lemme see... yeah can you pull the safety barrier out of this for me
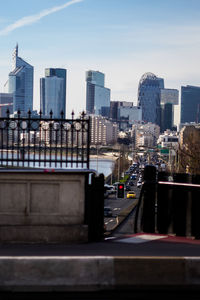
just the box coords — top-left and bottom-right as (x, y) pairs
(134, 165), (200, 238)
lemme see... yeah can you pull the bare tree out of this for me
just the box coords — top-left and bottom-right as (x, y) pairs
(178, 126), (200, 174)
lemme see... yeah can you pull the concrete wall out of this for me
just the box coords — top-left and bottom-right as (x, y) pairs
(0, 171), (88, 243)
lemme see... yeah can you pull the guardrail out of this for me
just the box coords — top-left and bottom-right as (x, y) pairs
(134, 165), (200, 239)
(0, 110), (90, 169)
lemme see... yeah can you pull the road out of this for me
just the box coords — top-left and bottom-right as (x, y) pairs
(104, 180), (141, 232)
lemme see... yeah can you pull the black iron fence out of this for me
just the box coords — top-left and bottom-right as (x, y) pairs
(0, 110), (90, 169)
(134, 165), (200, 239)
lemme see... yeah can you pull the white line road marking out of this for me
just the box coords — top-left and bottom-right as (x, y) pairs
(117, 234), (167, 244)
(105, 219), (114, 225)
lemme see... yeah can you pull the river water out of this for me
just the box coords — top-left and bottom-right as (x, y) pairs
(90, 158), (115, 177)
(0, 152), (115, 178)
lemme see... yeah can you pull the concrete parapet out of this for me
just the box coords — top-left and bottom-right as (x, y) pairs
(1, 256), (200, 292)
(0, 170), (88, 243)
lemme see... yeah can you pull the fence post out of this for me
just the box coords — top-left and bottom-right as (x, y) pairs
(172, 173), (190, 236)
(157, 171), (172, 234)
(85, 173), (104, 242)
(191, 175), (200, 239)
(142, 165), (157, 233)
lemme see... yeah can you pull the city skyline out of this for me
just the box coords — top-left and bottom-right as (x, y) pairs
(1, 0), (200, 119)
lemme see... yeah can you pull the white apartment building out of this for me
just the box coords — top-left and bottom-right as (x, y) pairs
(132, 122), (160, 148)
(157, 130), (179, 150)
(90, 115), (118, 145)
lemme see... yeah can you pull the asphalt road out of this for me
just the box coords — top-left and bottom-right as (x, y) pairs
(104, 179), (141, 232)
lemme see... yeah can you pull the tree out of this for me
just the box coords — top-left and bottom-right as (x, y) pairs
(178, 126), (200, 174)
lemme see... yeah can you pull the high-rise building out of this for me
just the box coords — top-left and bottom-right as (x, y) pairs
(40, 68), (67, 119)
(137, 72), (163, 126)
(181, 85), (200, 124)
(90, 115), (118, 145)
(110, 101), (142, 131)
(132, 123), (160, 148)
(157, 77), (165, 89)
(0, 93), (13, 117)
(7, 44), (33, 113)
(86, 70), (110, 117)
(160, 88), (179, 132)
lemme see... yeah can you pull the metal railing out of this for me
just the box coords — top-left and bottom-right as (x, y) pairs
(0, 110), (90, 169)
(134, 165), (200, 239)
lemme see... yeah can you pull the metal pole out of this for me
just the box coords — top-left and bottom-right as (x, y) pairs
(96, 145), (98, 172)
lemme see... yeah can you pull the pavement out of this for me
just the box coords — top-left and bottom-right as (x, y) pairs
(0, 182), (200, 295)
(1, 233), (200, 294)
(1, 190), (200, 295)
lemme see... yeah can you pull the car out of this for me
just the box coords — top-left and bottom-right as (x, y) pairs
(104, 206), (112, 217)
(127, 191), (136, 199)
(137, 182), (142, 188)
(125, 185), (131, 191)
(128, 181), (134, 186)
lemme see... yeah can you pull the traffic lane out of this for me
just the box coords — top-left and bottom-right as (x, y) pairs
(104, 184), (141, 214)
(104, 196), (137, 216)
(104, 188), (140, 231)
(104, 198), (138, 232)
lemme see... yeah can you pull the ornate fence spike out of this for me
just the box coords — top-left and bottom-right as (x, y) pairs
(17, 110), (21, 118)
(6, 109), (10, 117)
(71, 110), (75, 120)
(81, 111), (86, 119)
(39, 110), (42, 118)
(50, 110), (53, 119)
(60, 110), (64, 119)
(28, 110), (31, 118)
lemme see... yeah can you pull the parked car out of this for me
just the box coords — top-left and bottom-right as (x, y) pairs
(104, 206), (112, 217)
(127, 191), (136, 199)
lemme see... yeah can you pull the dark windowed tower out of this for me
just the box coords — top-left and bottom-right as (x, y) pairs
(137, 72), (162, 126)
(181, 85), (200, 124)
(40, 68), (67, 119)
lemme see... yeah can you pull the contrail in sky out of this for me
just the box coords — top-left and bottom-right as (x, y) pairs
(0, 0), (83, 36)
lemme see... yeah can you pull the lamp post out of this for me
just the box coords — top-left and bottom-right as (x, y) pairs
(96, 145), (99, 172)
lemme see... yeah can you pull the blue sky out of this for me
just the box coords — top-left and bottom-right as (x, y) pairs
(1, 0), (200, 121)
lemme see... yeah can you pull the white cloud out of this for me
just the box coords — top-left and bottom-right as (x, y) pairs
(0, 0), (83, 36)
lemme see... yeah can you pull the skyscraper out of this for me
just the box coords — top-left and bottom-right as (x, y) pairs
(0, 93), (13, 117)
(181, 85), (200, 124)
(86, 70), (110, 117)
(137, 72), (163, 126)
(160, 88), (179, 132)
(40, 68), (67, 119)
(8, 44), (33, 113)
(110, 101), (142, 130)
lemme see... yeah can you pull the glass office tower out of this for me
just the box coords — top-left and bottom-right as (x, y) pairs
(86, 70), (110, 117)
(181, 85), (200, 124)
(8, 44), (33, 113)
(137, 72), (162, 126)
(160, 88), (179, 132)
(40, 68), (67, 119)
